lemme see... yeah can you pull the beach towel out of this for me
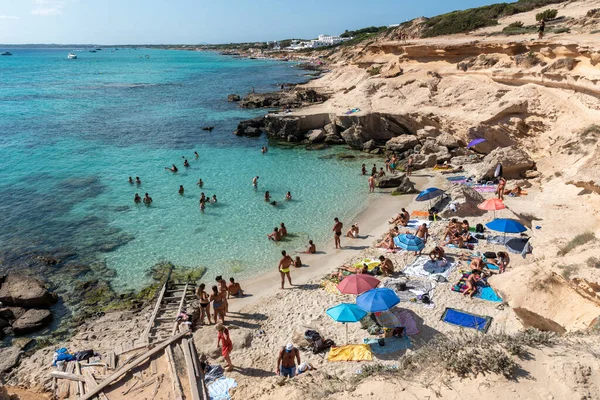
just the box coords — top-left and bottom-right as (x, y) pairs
(441, 308), (493, 333)
(471, 185), (497, 193)
(208, 377), (238, 400)
(382, 278), (432, 301)
(327, 344), (373, 362)
(353, 258), (381, 271)
(403, 256), (455, 280)
(363, 336), (412, 354)
(451, 273), (502, 303)
(411, 210), (429, 218)
(433, 165), (453, 170)
(406, 219), (431, 229)
(506, 238), (530, 255)
(321, 280), (341, 295)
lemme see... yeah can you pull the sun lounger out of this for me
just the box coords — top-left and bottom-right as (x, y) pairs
(327, 344), (373, 362)
(441, 308), (493, 333)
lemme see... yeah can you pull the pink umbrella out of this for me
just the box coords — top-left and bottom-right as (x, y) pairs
(337, 274), (380, 295)
(478, 198), (506, 219)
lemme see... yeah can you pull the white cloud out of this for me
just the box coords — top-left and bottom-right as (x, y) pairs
(0, 15), (20, 19)
(31, 0), (67, 16)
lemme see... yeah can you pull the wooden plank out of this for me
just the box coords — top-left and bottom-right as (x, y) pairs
(165, 345), (184, 400)
(56, 362), (75, 398)
(83, 369), (109, 400)
(142, 282), (169, 342)
(151, 359), (158, 375)
(79, 331), (189, 400)
(75, 362), (85, 396)
(182, 338), (201, 400)
(107, 352), (116, 370)
(188, 339), (200, 379)
(50, 371), (87, 383)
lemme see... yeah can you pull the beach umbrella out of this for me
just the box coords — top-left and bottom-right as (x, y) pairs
(486, 218), (527, 242)
(393, 234), (425, 253)
(337, 274), (380, 295)
(356, 288), (400, 313)
(416, 187), (444, 208)
(477, 198), (506, 219)
(467, 138), (486, 148)
(326, 303), (368, 344)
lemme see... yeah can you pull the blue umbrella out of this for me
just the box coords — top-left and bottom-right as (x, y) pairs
(467, 138), (486, 148)
(486, 218), (527, 242)
(357, 288), (400, 313)
(326, 303), (368, 344)
(416, 187), (444, 208)
(393, 234), (425, 252)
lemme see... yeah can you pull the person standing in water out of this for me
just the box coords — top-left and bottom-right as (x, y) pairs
(200, 199), (206, 212)
(178, 185), (184, 195)
(265, 191), (271, 202)
(143, 193), (152, 206)
(194, 151), (199, 159)
(134, 193), (142, 203)
(252, 176), (259, 189)
(128, 177), (134, 184)
(278, 250), (293, 289)
(333, 217), (343, 249)
(197, 179), (204, 188)
(135, 176), (141, 185)
(361, 164), (367, 175)
(368, 174), (376, 193)
(183, 159), (190, 167)
(285, 191), (292, 201)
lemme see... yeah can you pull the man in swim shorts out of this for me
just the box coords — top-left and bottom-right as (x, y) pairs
(227, 277), (244, 298)
(333, 218), (343, 249)
(278, 250), (293, 289)
(277, 343), (301, 378)
(252, 176), (259, 189)
(143, 193), (152, 205)
(378, 255), (394, 276)
(268, 227), (281, 241)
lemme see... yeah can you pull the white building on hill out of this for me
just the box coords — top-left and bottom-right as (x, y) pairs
(287, 34), (351, 50)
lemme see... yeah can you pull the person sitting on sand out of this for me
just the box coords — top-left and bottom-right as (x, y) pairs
(507, 186), (522, 197)
(471, 257), (484, 272)
(216, 323), (233, 372)
(347, 224), (359, 238)
(196, 283), (212, 325)
(278, 250), (293, 289)
(277, 343), (301, 378)
(183, 159), (190, 167)
(165, 164), (178, 173)
(280, 222), (288, 237)
(297, 362), (316, 375)
(429, 246), (447, 266)
(442, 219), (459, 242)
(443, 231), (465, 248)
(489, 251), (510, 273)
(143, 193), (153, 205)
(376, 227), (400, 250)
(379, 255), (394, 276)
(416, 223), (429, 243)
(197, 178), (204, 188)
(227, 278), (244, 298)
(134, 193), (142, 203)
(463, 270), (482, 298)
(265, 191), (271, 202)
(128, 176), (134, 184)
(294, 256), (302, 268)
(268, 227), (281, 242)
(461, 220), (472, 241)
(285, 191), (292, 201)
(302, 240), (316, 254)
(179, 185), (184, 195)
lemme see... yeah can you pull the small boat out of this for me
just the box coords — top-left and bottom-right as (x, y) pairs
(68, 53), (77, 59)
(1, 51), (12, 56)
(96, 48), (102, 51)
(89, 50), (96, 53)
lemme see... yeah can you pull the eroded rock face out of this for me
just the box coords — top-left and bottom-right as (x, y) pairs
(470, 145), (535, 180)
(411, 153), (437, 169)
(263, 116), (303, 141)
(436, 132), (459, 149)
(0, 274), (57, 308)
(416, 126), (441, 141)
(392, 176), (418, 194)
(234, 117), (265, 137)
(340, 125), (371, 149)
(239, 92), (297, 109)
(438, 184), (486, 218)
(12, 309), (52, 335)
(0, 346), (22, 373)
(385, 135), (419, 152)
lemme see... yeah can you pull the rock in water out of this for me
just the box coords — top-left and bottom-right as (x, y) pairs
(227, 94), (241, 102)
(0, 346), (22, 373)
(376, 173), (412, 188)
(0, 274), (58, 308)
(12, 309), (53, 334)
(470, 146), (535, 180)
(438, 184), (486, 218)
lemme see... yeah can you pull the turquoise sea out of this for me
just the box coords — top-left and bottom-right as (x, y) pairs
(0, 48), (367, 290)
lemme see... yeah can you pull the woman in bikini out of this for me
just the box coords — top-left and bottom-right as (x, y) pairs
(196, 283), (212, 325)
(497, 177), (506, 200)
(490, 251), (510, 273)
(210, 285), (226, 324)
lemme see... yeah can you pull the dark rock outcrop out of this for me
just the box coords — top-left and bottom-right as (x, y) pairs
(233, 117), (265, 137)
(239, 92), (298, 109)
(391, 176), (418, 194)
(12, 309), (52, 335)
(227, 94), (241, 102)
(263, 116), (303, 142)
(0, 274), (57, 308)
(0, 346), (22, 373)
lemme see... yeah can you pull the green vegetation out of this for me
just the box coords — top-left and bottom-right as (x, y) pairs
(558, 232), (596, 255)
(421, 0), (565, 37)
(340, 26), (387, 38)
(558, 264), (579, 279)
(586, 257), (600, 269)
(507, 21), (524, 28)
(367, 66), (382, 76)
(536, 9), (558, 21)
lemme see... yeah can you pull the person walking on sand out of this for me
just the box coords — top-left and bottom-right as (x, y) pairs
(333, 217), (343, 249)
(368, 174), (376, 193)
(277, 343), (301, 378)
(216, 324), (233, 371)
(278, 250), (293, 289)
(406, 156), (414, 176)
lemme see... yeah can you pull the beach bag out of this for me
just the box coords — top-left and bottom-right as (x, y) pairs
(476, 223), (484, 233)
(392, 327), (405, 338)
(484, 251), (497, 259)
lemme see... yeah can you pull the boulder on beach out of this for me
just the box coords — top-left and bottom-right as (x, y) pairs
(437, 184), (486, 218)
(0, 274), (57, 308)
(12, 309), (53, 335)
(376, 173), (410, 188)
(416, 126), (441, 141)
(411, 153), (437, 170)
(391, 176), (418, 194)
(307, 129), (325, 143)
(385, 135), (419, 152)
(435, 132), (459, 149)
(470, 145), (535, 180)
(340, 125), (370, 149)
(0, 346), (22, 373)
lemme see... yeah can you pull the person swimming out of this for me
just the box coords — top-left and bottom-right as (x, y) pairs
(143, 193), (152, 205)
(134, 193), (141, 203)
(135, 176), (141, 185)
(200, 199), (206, 212)
(179, 185), (184, 195)
(200, 192), (206, 203)
(285, 191), (292, 201)
(211, 194), (217, 203)
(194, 151), (199, 159)
(128, 177), (134, 184)
(166, 164), (178, 173)
(265, 191), (271, 202)
(183, 159), (190, 167)
(197, 179), (204, 188)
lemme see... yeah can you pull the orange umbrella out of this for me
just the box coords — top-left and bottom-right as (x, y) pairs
(477, 198), (506, 219)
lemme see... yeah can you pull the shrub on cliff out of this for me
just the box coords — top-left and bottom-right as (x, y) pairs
(536, 9), (558, 21)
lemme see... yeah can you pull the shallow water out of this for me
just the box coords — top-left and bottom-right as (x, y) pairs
(0, 48), (369, 290)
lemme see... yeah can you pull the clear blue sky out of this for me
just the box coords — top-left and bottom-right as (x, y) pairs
(0, 0), (501, 44)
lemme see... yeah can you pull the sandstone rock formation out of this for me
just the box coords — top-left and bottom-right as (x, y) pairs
(0, 274), (57, 308)
(12, 309), (52, 335)
(340, 125), (370, 149)
(438, 184), (486, 218)
(385, 135), (419, 152)
(470, 146), (535, 180)
(307, 129), (325, 143)
(376, 173), (411, 189)
(391, 176), (418, 194)
(0, 346), (22, 373)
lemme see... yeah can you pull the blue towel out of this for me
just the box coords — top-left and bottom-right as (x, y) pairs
(441, 308), (492, 332)
(363, 336), (412, 354)
(446, 176), (466, 181)
(486, 263), (499, 271)
(476, 286), (502, 302)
